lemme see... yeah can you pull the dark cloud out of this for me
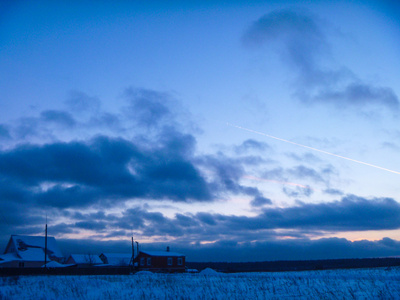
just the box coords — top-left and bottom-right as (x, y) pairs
(180, 237), (400, 261)
(259, 195), (400, 231)
(261, 167), (285, 180)
(250, 196), (272, 207)
(48, 223), (76, 235)
(242, 9), (327, 58)
(243, 9), (399, 113)
(0, 134), (213, 208)
(381, 141), (400, 151)
(235, 139), (271, 154)
(3, 194), (400, 261)
(64, 90), (101, 113)
(56, 236), (400, 262)
(198, 153), (268, 201)
(0, 124), (11, 140)
(124, 88), (174, 129)
(287, 165), (325, 183)
(75, 221), (107, 231)
(184, 195), (400, 237)
(286, 152), (320, 163)
(14, 117), (39, 139)
(314, 82), (399, 111)
(88, 112), (122, 131)
(40, 110), (76, 128)
(260, 163), (335, 193)
(324, 188), (344, 196)
(283, 185), (313, 198)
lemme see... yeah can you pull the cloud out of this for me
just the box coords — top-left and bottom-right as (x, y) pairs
(0, 124), (11, 140)
(0, 132), (216, 209)
(243, 9), (399, 113)
(64, 90), (101, 113)
(56, 235), (400, 262)
(40, 110), (76, 128)
(3, 193), (400, 261)
(123, 88), (175, 129)
(14, 117), (40, 139)
(235, 139), (271, 154)
(180, 237), (400, 261)
(323, 188), (344, 196)
(250, 196), (272, 207)
(286, 152), (320, 163)
(259, 163), (336, 194)
(75, 221), (107, 231)
(287, 165), (326, 183)
(198, 153), (268, 201)
(259, 195), (400, 231)
(182, 195), (400, 238)
(88, 112), (122, 131)
(283, 185), (313, 198)
(314, 82), (399, 111)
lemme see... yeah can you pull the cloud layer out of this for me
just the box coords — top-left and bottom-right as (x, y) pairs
(243, 9), (399, 113)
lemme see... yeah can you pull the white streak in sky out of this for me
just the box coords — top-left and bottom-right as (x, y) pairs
(227, 123), (400, 175)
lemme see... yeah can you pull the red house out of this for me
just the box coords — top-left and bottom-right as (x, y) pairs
(135, 247), (185, 272)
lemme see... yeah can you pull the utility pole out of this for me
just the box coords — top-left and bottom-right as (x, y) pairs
(44, 223), (48, 268)
(129, 237), (135, 267)
(132, 237), (135, 259)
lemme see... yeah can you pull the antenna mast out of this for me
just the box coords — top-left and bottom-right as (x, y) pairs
(129, 237), (135, 266)
(44, 222), (48, 267)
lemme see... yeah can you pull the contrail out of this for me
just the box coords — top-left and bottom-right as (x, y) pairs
(227, 123), (400, 175)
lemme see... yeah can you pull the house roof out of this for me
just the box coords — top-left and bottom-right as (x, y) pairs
(68, 254), (103, 265)
(9, 235), (63, 258)
(42, 261), (73, 268)
(0, 253), (20, 264)
(18, 247), (51, 262)
(140, 250), (184, 257)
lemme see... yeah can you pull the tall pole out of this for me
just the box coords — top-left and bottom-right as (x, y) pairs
(44, 223), (48, 267)
(132, 237), (135, 259)
(130, 237), (134, 266)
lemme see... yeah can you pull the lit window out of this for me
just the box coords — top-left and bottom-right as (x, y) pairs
(178, 257), (183, 265)
(147, 257), (151, 266)
(167, 257), (173, 266)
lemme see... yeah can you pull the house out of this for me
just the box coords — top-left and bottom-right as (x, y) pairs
(134, 247), (185, 272)
(66, 254), (103, 267)
(0, 235), (63, 268)
(99, 253), (132, 266)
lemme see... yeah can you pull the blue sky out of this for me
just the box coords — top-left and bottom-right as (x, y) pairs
(1, 0), (400, 261)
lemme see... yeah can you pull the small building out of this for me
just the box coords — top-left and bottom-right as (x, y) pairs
(0, 235), (63, 268)
(99, 253), (132, 266)
(135, 247), (185, 272)
(66, 254), (103, 267)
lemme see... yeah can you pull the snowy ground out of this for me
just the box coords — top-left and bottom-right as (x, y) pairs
(1, 267), (400, 299)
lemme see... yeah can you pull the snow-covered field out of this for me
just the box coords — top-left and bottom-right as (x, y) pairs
(1, 267), (400, 299)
